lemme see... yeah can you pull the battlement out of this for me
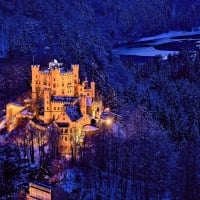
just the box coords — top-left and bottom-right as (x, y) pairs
(32, 61), (79, 76)
(72, 64), (79, 69)
(60, 71), (73, 76)
(6, 59), (102, 157)
(31, 65), (40, 70)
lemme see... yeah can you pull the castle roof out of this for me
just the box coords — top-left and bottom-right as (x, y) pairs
(56, 122), (70, 127)
(32, 117), (47, 127)
(65, 105), (82, 122)
(30, 182), (53, 191)
(51, 96), (77, 103)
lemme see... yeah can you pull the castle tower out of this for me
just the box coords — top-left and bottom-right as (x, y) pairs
(51, 67), (61, 96)
(31, 65), (40, 103)
(44, 88), (52, 123)
(92, 98), (103, 118)
(72, 64), (79, 84)
(80, 95), (87, 115)
(91, 81), (95, 98)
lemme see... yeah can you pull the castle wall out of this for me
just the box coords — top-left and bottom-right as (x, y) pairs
(6, 103), (25, 122)
(44, 89), (51, 123)
(30, 60), (100, 156)
(31, 65), (40, 103)
(56, 113), (77, 155)
(92, 98), (104, 118)
(31, 63), (95, 104)
(51, 101), (65, 120)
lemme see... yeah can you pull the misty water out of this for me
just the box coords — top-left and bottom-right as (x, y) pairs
(113, 30), (200, 60)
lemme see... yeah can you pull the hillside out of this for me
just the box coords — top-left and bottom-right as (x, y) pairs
(0, 0), (200, 138)
(1, 2), (200, 199)
(0, 0), (200, 58)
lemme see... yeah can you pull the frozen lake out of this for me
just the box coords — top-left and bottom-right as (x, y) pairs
(113, 30), (200, 59)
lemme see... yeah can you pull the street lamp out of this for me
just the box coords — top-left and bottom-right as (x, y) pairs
(105, 118), (112, 126)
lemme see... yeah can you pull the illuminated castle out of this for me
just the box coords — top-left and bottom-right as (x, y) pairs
(6, 60), (103, 155)
(32, 60), (103, 154)
(32, 60), (95, 120)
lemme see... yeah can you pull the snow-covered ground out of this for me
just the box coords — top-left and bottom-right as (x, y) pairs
(113, 29), (200, 58)
(113, 46), (178, 57)
(137, 29), (200, 42)
(60, 168), (172, 200)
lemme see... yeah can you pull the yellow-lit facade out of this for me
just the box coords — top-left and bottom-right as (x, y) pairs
(6, 60), (103, 155)
(31, 60), (102, 155)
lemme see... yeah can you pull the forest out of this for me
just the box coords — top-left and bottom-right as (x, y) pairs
(0, 0), (200, 199)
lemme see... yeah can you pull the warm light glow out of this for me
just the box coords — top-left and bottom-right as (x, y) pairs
(6, 60), (101, 156)
(106, 118), (112, 126)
